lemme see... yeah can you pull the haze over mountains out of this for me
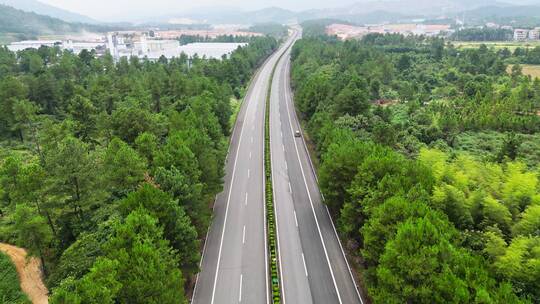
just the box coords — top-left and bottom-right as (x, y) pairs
(120, 0), (540, 25)
(2, 0), (540, 32)
(0, 0), (98, 23)
(157, 0), (540, 25)
(0, 3), (117, 44)
(5, 0), (540, 24)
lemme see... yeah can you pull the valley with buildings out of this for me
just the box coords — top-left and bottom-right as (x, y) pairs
(6, 29), (259, 61)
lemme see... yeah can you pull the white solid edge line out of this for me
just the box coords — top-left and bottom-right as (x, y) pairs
(283, 56), (343, 304)
(263, 153), (269, 304)
(302, 253), (308, 277)
(285, 56), (365, 304)
(239, 274), (243, 302)
(294, 210), (298, 228)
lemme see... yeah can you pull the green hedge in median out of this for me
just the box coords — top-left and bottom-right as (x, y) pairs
(265, 55), (281, 304)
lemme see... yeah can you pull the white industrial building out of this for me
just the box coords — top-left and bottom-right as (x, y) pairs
(7, 40), (106, 54)
(7, 40), (61, 52)
(178, 43), (247, 59)
(6, 33), (248, 62)
(107, 33), (247, 61)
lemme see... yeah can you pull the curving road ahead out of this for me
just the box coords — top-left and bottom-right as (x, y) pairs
(192, 32), (298, 304)
(269, 28), (365, 304)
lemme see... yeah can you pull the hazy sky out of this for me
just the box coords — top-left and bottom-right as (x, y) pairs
(39, 0), (354, 21)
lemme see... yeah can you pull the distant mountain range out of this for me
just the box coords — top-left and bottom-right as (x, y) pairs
(4, 0), (539, 26)
(154, 0), (540, 25)
(0, 0), (98, 23)
(2, 0), (540, 28)
(2, 0), (540, 44)
(462, 4), (540, 18)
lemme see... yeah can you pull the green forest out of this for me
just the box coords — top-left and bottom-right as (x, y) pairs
(0, 36), (278, 302)
(291, 31), (540, 302)
(451, 28), (513, 41)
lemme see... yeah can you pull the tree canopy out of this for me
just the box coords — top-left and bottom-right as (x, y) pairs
(0, 35), (278, 301)
(291, 32), (540, 302)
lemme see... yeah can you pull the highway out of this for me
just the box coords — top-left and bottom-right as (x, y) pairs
(191, 32), (298, 304)
(269, 29), (365, 304)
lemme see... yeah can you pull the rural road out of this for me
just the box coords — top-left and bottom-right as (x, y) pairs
(270, 28), (364, 304)
(191, 31), (298, 304)
(0, 243), (48, 304)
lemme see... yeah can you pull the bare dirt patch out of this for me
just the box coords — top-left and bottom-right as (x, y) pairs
(0, 243), (48, 304)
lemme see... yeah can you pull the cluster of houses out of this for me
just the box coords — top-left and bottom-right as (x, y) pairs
(513, 28), (540, 41)
(326, 23), (452, 40)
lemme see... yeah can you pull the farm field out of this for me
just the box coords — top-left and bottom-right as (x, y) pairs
(507, 64), (540, 79)
(453, 40), (540, 51)
(521, 64), (540, 78)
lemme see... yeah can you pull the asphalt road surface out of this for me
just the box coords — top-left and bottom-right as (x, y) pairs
(269, 29), (365, 304)
(192, 32), (299, 304)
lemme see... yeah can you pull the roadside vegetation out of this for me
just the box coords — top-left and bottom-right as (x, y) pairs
(291, 30), (540, 302)
(0, 251), (30, 304)
(0, 36), (278, 302)
(451, 27), (513, 42)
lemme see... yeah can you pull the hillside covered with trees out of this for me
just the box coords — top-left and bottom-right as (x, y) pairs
(0, 4), (112, 42)
(291, 31), (540, 303)
(0, 36), (278, 302)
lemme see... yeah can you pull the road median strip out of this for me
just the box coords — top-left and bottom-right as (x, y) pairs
(265, 39), (290, 304)
(265, 59), (280, 304)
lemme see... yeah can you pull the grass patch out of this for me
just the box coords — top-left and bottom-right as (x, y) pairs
(228, 98), (241, 133)
(0, 252), (30, 304)
(454, 131), (540, 167)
